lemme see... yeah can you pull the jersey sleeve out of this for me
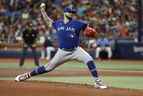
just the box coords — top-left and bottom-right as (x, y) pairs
(79, 20), (88, 31)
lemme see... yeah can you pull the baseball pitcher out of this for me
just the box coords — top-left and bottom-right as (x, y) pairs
(15, 3), (107, 89)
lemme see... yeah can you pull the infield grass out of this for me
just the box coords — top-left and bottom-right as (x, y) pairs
(0, 59), (143, 90)
(0, 60), (143, 71)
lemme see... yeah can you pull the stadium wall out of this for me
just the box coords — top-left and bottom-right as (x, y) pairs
(114, 42), (143, 59)
(0, 42), (143, 59)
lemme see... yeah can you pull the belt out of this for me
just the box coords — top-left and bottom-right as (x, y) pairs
(61, 47), (77, 51)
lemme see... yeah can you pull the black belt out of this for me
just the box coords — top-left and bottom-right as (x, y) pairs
(61, 47), (77, 51)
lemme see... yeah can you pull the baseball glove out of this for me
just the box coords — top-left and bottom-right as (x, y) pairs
(83, 26), (97, 38)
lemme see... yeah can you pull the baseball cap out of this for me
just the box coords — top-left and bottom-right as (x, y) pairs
(64, 6), (76, 13)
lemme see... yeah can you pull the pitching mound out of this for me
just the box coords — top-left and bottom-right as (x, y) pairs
(0, 80), (143, 96)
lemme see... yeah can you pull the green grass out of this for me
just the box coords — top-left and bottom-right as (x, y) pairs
(1, 76), (143, 90)
(50, 60), (143, 71)
(96, 60), (143, 71)
(104, 76), (143, 90)
(0, 62), (37, 69)
(33, 76), (143, 90)
(0, 60), (143, 90)
(0, 60), (143, 71)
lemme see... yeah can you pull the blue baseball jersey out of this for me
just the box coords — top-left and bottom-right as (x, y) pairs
(53, 19), (87, 49)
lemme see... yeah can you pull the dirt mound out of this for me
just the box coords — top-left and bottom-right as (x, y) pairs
(0, 80), (142, 96)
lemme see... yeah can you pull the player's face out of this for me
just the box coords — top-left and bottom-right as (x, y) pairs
(64, 12), (74, 19)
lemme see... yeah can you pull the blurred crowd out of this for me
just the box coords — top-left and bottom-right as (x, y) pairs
(0, 0), (138, 45)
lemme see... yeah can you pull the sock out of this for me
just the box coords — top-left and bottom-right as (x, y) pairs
(30, 65), (47, 76)
(86, 61), (99, 80)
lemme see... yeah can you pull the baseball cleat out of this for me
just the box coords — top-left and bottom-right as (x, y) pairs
(94, 79), (107, 89)
(15, 73), (31, 82)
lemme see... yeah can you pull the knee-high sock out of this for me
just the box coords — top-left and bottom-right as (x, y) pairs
(86, 61), (99, 79)
(30, 65), (47, 76)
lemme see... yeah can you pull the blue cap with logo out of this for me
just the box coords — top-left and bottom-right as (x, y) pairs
(64, 6), (76, 13)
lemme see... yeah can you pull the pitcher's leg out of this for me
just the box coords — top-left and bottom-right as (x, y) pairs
(74, 47), (98, 78)
(74, 47), (107, 88)
(15, 49), (71, 81)
(25, 49), (68, 77)
(86, 61), (99, 78)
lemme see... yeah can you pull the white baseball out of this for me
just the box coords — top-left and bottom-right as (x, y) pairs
(40, 3), (46, 8)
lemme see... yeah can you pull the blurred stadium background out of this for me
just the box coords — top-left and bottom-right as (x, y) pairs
(0, 0), (142, 59)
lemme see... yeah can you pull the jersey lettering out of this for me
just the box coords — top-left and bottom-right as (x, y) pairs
(57, 26), (75, 32)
